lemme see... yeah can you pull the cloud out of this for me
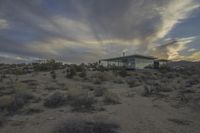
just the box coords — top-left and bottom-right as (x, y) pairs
(151, 36), (197, 60)
(154, 0), (200, 40)
(186, 51), (200, 61)
(188, 48), (197, 52)
(0, 19), (9, 29)
(0, 0), (199, 63)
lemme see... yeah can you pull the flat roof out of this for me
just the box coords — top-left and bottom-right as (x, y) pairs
(101, 54), (156, 61)
(155, 59), (169, 62)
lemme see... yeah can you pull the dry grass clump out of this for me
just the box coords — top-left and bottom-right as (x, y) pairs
(92, 72), (115, 83)
(50, 70), (57, 80)
(78, 70), (87, 79)
(168, 118), (191, 126)
(44, 92), (66, 108)
(103, 91), (121, 105)
(126, 78), (141, 88)
(117, 68), (128, 77)
(32, 59), (64, 71)
(23, 105), (44, 115)
(67, 87), (96, 112)
(142, 82), (172, 97)
(113, 77), (124, 84)
(0, 95), (14, 111)
(0, 73), (6, 82)
(69, 94), (96, 112)
(94, 87), (107, 97)
(185, 76), (200, 87)
(66, 67), (77, 79)
(54, 118), (119, 133)
(0, 90), (35, 114)
(0, 115), (6, 127)
(21, 80), (38, 86)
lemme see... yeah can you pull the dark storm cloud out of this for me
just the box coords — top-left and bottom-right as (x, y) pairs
(0, 0), (199, 63)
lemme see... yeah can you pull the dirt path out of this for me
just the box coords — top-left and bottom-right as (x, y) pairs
(106, 87), (200, 133)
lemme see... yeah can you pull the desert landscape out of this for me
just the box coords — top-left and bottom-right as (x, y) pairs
(1, 0), (200, 133)
(0, 60), (200, 133)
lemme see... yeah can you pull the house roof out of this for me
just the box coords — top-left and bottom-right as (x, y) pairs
(155, 59), (169, 62)
(101, 54), (156, 61)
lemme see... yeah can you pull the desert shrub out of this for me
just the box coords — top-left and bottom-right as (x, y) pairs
(142, 82), (172, 97)
(13, 68), (26, 75)
(50, 70), (56, 80)
(92, 72), (115, 83)
(147, 81), (172, 92)
(44, 92), (66, 108)
(69, 95), (96, 112)
(82, 85), (95, 91)
(117, 68), (128, 77)
(0, 91), (34, 113)
(94, 87), (107, 97)
(185, 77), (200, 87)
(79, 70), (87, 79)
(98, 65), (107, 72)
(0, 95), (14, 111)
(159, 65), (172, 73)
(168, 118), (191, 126)
(0, 73), (6, 82)
(103, 91), (120, 105)
(32, 59), (64, 71)
(157, 84), (172, 92)
(126, 78), (141, 88)
(142, 85), (152, 97)
(54, 119), (119, 133)
(67, 88), (96, 112)
(166, 72), (179, 79)
(0, 116), (6, 127)
(11, 91), (34, 112)
(70, 64), (85, 72)
(66, 67), (77, 79)
(93, 72), (107, 81)
(113, 77), (124, 84)
(93, 79), (102, 84)
(23, 105), (44, 115)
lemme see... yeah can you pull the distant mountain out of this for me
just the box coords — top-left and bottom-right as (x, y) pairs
(168, 61), (200, 68)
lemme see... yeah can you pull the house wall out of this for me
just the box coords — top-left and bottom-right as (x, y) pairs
(100, 57), (154, 69)
(135, 58), (154, 69)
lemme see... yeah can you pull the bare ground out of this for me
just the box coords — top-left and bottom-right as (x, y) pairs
(0, 68), (200, 133)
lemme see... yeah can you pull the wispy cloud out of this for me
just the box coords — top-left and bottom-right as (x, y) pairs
(151, 36), (197, 60)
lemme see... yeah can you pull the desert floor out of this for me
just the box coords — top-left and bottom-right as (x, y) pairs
(0, 68), (200, 133)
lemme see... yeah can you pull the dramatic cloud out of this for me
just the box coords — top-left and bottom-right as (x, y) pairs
(151, 37), (197, 60)
(0, 0), (199, 63)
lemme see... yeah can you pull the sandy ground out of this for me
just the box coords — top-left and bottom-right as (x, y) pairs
(0, 69), (200, 133)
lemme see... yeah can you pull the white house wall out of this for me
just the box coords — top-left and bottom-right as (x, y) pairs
(135, 58), (154, 69)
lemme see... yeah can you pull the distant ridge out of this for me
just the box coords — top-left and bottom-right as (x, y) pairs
(169, 60), (200, 68)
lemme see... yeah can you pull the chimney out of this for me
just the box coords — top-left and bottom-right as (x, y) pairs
(123, 52), (125, 57)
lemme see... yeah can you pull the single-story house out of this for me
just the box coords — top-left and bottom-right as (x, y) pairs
(99, 54), (168, 69)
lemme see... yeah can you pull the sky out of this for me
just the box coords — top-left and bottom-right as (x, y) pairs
(0, 0), (200, 63)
